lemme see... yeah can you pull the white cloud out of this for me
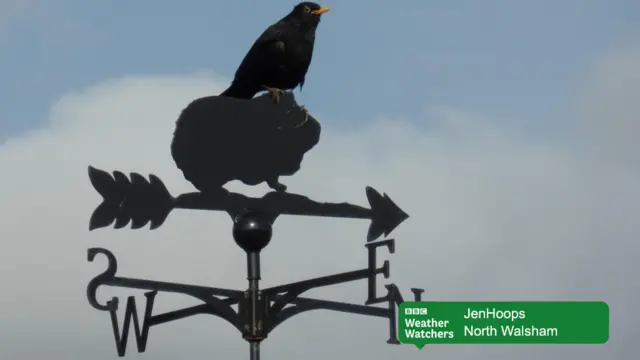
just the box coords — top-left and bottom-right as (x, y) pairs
(574, 44), (640, 168)
(0, 47), (638, 359)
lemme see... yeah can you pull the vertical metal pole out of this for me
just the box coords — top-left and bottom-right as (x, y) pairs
(247, 251), (261, 360)
(250, 341), (260, 360)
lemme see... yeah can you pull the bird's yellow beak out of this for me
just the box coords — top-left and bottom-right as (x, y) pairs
(311, 7), (331, 15)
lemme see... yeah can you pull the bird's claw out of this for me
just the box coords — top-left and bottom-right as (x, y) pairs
(267, 179), (287, 192)
(262, 86), (286, 103)
(293, 105), (310, 128)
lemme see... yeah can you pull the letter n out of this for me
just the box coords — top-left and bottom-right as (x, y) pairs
(385, 284), (424, 344)
(109, 291), (157, 357)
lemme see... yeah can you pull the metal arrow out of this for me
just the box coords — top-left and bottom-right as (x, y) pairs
(87, 166), (409, 241)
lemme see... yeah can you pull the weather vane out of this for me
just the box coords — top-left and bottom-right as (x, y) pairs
(85, 3), (424, 359)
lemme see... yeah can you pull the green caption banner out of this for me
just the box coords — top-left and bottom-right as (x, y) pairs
(398, 301), (609, 348)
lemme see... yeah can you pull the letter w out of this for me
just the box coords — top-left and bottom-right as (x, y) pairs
(109, 291), (157, 357)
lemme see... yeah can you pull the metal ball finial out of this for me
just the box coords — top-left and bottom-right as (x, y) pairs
(233, 210), (272, 253)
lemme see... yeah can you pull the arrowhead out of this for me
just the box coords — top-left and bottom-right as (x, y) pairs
(365, 187), (409, 242)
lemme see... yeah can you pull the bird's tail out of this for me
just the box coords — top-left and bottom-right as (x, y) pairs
(220, 82), (258, 99)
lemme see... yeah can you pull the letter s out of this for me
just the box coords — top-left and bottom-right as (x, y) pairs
(87, 248), (118, 311)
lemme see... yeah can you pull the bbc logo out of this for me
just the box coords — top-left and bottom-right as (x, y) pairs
(405, 307), (427, 315)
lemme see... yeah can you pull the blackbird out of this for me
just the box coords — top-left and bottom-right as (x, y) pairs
(220, 2), (331, 124)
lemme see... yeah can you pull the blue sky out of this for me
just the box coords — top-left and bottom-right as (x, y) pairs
(1, 0), (638, 141)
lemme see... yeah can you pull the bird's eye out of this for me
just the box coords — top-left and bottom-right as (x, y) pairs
(304, 6), (311, 13)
